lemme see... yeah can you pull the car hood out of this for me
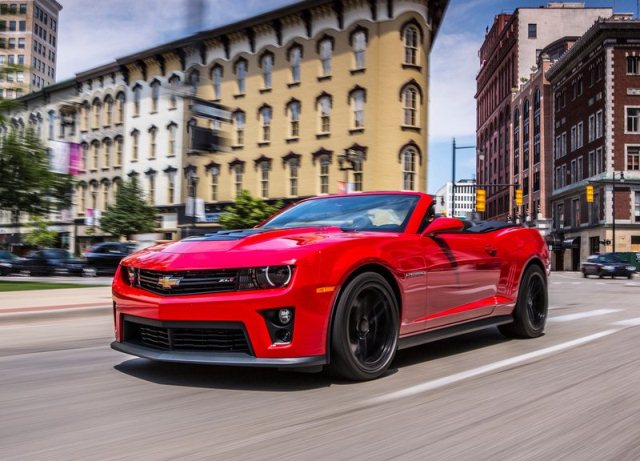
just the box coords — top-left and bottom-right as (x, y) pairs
(122, 227), (395, 271)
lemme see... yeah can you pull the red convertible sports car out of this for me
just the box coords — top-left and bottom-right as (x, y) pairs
(111, 192), (550, 381)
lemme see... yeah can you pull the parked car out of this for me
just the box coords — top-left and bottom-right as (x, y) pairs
(15, 248), (85, 276)
(112, 192), (551, 381)
(0, 250), (18, 276)
(84, 242), (136, 275)
(581, 253), (636, 279)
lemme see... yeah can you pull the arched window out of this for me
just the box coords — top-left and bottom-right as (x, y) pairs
(148, 125), (157, 159)
(91, 141), (100, 171)
(188, 69), (200, 93)
(260, 52), (273, 89)
(167, 123), (177, 156)
(350, 89), (365, 128)
(288, 45), (302, 83)
(167, 171), (176, 204)
(286, 157), (300, 196)
(131, 129), (139, 161)
(114, 136), (123, 167)
(231, 162), (244, 197)
(287, 100), (301, 138)
(403, 25), (419, 65)
(92, 99), (101, 129)
(147, 174), (155, 205)
(132, 84), (142, 116)
(259, 105), (272, 142)
(102, 181), (110, 209)
(317, 94), (331, 134)
(402, 85), (419, 127)
(210, 165), (220, 201)
(319, 38), (333, 77)
(150, 80), (160, 112)
(81, 143), (88, 171)
(168, 75), (180, 109)
(353, 158), (363, 192)
(233, 111), (245, 146)
(104, 95), (113, 126)
(318, 155), (330, 194)
(82, 101), (90, 131)
(211, 65), (222, 100)
(102, 139), (111, 169)
(234, 59), (247, 94)
(116, 92), (126, 123)
(352, 29), (367, 69)
(77, 183), (87, 214)
(258, 160), (270, 198)
(402, 148), (417, 191)
(513, 108), (520, 176)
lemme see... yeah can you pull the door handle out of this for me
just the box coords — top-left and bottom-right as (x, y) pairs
(484, 245), (497, 256)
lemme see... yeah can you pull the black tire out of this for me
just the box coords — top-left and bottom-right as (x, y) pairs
(628, 274), (633, 280)
(329, 272), (399, 381)
(582, 270), (588, 278)
(499, 265), (548, 339)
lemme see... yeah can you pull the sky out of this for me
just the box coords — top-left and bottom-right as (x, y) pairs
(56, 0), (640, 193)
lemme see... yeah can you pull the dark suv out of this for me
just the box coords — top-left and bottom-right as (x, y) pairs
(84, 242), (136, 276)
(581, 254), (636, 279)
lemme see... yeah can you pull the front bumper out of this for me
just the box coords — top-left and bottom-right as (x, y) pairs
(110, 340), (326, 367)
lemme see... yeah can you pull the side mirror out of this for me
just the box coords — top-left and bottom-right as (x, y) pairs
(422, 217), (465, 236)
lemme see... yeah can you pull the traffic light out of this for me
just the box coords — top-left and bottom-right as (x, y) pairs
(515, 188), (523, 206)
(475, 188), (486, 212)
(586, 185), (594, 203)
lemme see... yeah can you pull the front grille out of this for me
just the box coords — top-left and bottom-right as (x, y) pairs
(138, 269), (239, 295)
(124, 317), (252, 354)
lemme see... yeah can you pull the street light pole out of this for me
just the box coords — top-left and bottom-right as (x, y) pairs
(451, 138), (476, 218)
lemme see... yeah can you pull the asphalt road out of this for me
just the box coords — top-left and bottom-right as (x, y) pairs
(1, 272), (639, 460)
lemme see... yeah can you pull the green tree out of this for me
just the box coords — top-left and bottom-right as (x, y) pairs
(219, 190), (283, 229)
(23, 216), (58, 248)
(0, 128), (72, 215)
(100, 177), (158, 239)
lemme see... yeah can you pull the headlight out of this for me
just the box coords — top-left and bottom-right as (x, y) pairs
(626, 266), (636, 271)
(238, 265), (294, 290)
(121, 266), (139, 286)
(603, 265), (615, 271)
(0, 262), (10, 268)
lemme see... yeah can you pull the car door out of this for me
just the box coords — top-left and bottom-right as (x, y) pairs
(103, 244), (127, 271)
(422, 230), (502, 329)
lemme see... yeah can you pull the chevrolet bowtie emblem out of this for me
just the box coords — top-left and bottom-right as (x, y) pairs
(157, 276), (182, 289)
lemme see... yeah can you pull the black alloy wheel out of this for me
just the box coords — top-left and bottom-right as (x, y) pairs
(329, 272), (399, 381)
(499, 265), (548, 339)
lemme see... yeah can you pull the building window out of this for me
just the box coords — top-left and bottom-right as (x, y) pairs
(103, 140), (111, 169)
(131, 130), (139, 161)
(588, 114), (595, 142)
(104, 96), (113, 126)
(234, 58), (247, 94)
(402, 86), (418, 127)
(151, 80), (160, 113)
(352, 30), (366, 69)
(627, 145), (640, 171)
(167, 174), (175, 204)
(230, 111), (244, 146)
(319, 38), (332, 77)
(133, 85), (142, 116)
(528, 23), (537, 39)
(211, 65), (222, 99)
(168, 75), (180, 109)
(319, 156), (330, 194)
(627, 56), (640, 75)
(92, 100), (101, 129)
(233, 164), (243, 197)
(289, 45), (302, 83)
(260, 53), (273, 89)
(287, 158), (299, 196)
(595, 147), (603, 175)
(211, 168), (219, 201)
(92, 142), (99, 170)
(47, 110), (55, 140)
(635, 192), (640, 222)
(149, 126), (157, 159)
(148, 175), (155, 205)
(188, 70), (200, 94)
(514, 108), (520, 174)
(259, 105), (272, 143)
(351, 89), (365, 129)
(116, 92), (125, 123)
(353, 159), (363, 192)
(287, 100), (300, 138)
(259, 161), (270, 198)
(626, 107), (640, 133)
(596, 110), (603, 138)
(403, 25), (419, 65)
(115, 137), (123, 166)
(318, 95), (331, 134)
(402, 148), (417, 191)
(167, 124), (177, 156)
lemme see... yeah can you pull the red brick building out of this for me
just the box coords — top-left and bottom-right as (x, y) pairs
(476, 4), (611, 221)
(547, 17), (640, 270)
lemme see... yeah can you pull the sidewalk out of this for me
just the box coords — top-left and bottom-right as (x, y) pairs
(0, 286), (113, 314)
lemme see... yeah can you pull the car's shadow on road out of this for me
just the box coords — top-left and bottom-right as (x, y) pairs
(113, 327), (512, 391)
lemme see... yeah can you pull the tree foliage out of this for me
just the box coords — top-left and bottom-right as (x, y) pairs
(219, 190), (283, 229)
(23, 216), (58, 248)
(0, 127), (73, 215)
(100, 177), (158, 239)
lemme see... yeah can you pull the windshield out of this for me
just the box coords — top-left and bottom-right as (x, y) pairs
(261, 194), (419, 232)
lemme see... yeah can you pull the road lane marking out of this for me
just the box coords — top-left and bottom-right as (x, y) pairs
(368, 330), (618, 404)
(611, 318), (640, 327)
(548, 309), (621, 322)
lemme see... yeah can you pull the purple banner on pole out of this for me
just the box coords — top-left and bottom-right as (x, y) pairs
(69, 143), (82, 176)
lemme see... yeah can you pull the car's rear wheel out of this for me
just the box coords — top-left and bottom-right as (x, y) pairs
(499, 265), (548, 339)
(329, 272), (399, 381)
(582, 270), (588, 278)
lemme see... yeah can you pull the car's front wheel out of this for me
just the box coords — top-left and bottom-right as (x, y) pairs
(499, 265), (548, 339)
(329, 272), (399, 381)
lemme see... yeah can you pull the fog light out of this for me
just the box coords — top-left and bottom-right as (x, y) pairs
(278, 308), (292, 325)
(276, 329), (292, 343)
